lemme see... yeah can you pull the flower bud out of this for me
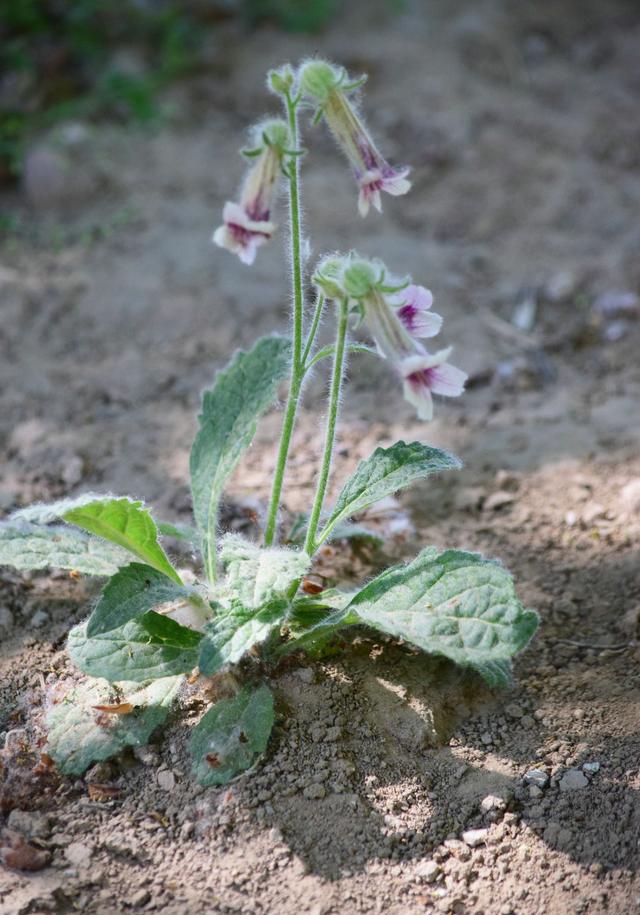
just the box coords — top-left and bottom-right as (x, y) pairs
(298, 60), (341, 104)
(268, 65), (295, 96)
(313, 255), (348, 300)
(342, 259), (378, 299)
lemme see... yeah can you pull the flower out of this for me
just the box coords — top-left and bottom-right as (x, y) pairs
(391, 284), (442, 340)
(314, 253), (466, 420)
(401, 348), (468, 422)
(213, 118), (288, 265)
(299, 61), (411, 217)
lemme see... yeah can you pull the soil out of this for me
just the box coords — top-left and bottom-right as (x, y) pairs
(2, 1), (640, 913)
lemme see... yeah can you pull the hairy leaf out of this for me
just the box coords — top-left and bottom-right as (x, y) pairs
(189, 336), (291, 580)
(190, 686), (274, 786)
(317, 441), (461, 546)
(348, 547), (538, 682)
(220, 535), (310, 608)
(199, 599), (288, 676)
(13, 494), (180, 583)
(86, 563), (197, 638)
(157, 521), (199, 545)
(69, 619), (201, 683)
(46, 676), (181, 775)
(0, 522), (129, 576)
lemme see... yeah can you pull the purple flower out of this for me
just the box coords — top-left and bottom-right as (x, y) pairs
(299, 61), (411, 217)
(213, 119), (288, 265)
(391, 284), (442, 340)
(321, 255), (466, 420)
(401, 348), (467, 421)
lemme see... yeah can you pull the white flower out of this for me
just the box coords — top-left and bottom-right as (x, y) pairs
(401, 348), (467, 421)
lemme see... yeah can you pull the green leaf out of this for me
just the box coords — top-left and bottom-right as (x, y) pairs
(46, 675), (182, 776)
(190, 685), (274, 786)
(86, 563), (198, 638)
(219, 535), (310, 608)
(189, 335), (291, 581)
(199, 599), (288, 676)
(281, 597), (357, 657)
(347, 547), (538, 681)
(69, 619), (201, 683)
(316, 441), (462, 546)
(0, 521), (129, 576)
(470, 659), (513, 689)
(13, 494), (181, 584)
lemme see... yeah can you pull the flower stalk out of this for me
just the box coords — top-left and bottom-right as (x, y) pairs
(304, 298), (349, 554)
(264, 88), (306, 547)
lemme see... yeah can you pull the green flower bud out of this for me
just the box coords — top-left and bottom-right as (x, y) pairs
(268, 65), (294, 96)
(313, 255), (348, 300)
(342, 259), (378, 299)
(298, 60), (341, 104)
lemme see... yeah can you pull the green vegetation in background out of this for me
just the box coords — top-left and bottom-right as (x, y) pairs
(0, 0), (204, 178)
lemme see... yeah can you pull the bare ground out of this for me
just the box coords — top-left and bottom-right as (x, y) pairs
(1, 1), (640, 913)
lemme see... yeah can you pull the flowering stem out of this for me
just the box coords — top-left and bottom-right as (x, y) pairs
(264, 90), (305, 547)
(304, 298), (349, 554)
(302, 293), (325, 369)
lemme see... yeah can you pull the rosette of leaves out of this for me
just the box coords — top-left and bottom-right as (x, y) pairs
(0, 334), (537, 784)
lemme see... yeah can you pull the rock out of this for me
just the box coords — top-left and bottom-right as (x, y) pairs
(483, 491), (515, 511)
(7, 810), (51, 839)
(0, 829), (51, 871)
(131, 889), (151, 907)
(31, 609), (50, 628)
(157, 769), (176, 791)
(480, 795), (506, 815)
(461, 828), (488, 847)
(325, 726), (341, 742)
(64, 841), (93, 868)
(621, 479), (640, 513)
(559, 769), (588, 792)
(582, 762), (600, 775)
(303, 784), (326, 800)
(443, 839), (471, 861)
(523, 768), (549, 789)
(592, 290), (639, 318)
(295, 667), (315, 684)
(416, 859), (441, 883)
(545, 270), (577, 302)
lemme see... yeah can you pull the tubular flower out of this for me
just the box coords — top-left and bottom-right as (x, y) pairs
(299, 61), (411, 217)
(401, 349), (467, 422)
(391, 284), (442, 340)
(315, 254), (466, 420)
(213, 119), (289, 265)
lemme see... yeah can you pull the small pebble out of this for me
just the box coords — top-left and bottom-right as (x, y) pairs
(559, 769), (589, 792)
(523, 768), (549, 789)
(416, 859), (441, 883)
(462, 828), (488, 847)
(156, 769), (176, 791)
(582, 761), (600, 775)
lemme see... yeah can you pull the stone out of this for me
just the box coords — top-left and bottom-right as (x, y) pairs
(480, 795), (506, 815)
(7, 810), (51, 839)
(131, 889), (151, 907)
(461, 828), (488, 847)
(65, 841), (93, 868)
(416, 859), (441, 883)
(295, 667), (315, 684)
(156, 769), (176, 791)
(483, 491), (515, 511)
(303, 784), (326, 800)
(581, 501), (606, 524)
(523, 768), (549, 789)
(559, 769), (588, 792)
(582, 761), (600, 775)
(31, 609), (50, 628)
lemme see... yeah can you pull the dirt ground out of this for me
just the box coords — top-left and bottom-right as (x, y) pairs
(2, 1), (640, 913)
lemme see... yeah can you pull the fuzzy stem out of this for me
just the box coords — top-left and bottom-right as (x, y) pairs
(264, 91), (305, 547)
(304, 298), (349, 554)
(302, 293), (325, 368)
